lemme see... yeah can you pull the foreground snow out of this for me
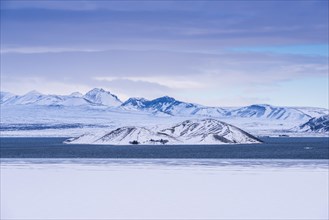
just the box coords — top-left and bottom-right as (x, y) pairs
(1, 159), (328, 220)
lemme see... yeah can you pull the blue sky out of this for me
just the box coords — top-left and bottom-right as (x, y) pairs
(1, 0), (328, 108)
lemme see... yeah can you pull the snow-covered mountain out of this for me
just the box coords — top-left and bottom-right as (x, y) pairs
(122, 98), (326, 122)
(295, 107), (329, 118)
(70, 92), (83, 97)
(0, 88), (122, 107)
(65, 118), (262, 145)
(84, 88), (122, 106)
(1, 89), (328, 136)
(298, 115), (329, 133)
(0, 91), (17, 104)
(226, 104), (311, 121)
(2, 89), (326, 122)
(122, 96), (203, 115)
(1, 90), (92, 106)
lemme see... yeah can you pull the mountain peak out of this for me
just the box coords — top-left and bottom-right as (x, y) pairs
(25, 90), (43, 96)
(86, 88), (106, 95)
(153, 96), (176, 103)
(70, 92), (83, 97)
(125, 97), (149, 103)
(249, 104), (272, 108)
(84, 88), (122, 106)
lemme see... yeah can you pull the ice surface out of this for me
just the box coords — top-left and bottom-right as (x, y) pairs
(1, 159), (328, 220)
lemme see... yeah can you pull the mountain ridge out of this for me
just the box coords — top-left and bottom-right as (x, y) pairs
(1, 89), (328, 124)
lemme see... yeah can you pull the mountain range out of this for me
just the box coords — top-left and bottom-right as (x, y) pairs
(1, 88), (328, 136)
(0, 88), (122, 107)
(1, 88), (327, 120)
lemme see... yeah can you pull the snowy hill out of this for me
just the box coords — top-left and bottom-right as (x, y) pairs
(298, 115), (329, 133)
(65, 118), (262, 145)
(65, 127), (178, 145)
(84, 88), (122, 106)
(159, 118), (262, 144)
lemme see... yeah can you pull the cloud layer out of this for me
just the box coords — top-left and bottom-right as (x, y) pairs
(0, 1), (328, 107)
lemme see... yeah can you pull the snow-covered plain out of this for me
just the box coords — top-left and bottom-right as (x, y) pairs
(1, 105), (328, 138)
(1, 159), (328, 220)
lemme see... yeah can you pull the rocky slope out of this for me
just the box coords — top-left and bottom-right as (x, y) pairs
(298, 115), (329, 133)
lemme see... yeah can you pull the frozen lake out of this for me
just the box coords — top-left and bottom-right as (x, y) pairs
(1, 137), (328, 219)
(1, 159), (328, 219)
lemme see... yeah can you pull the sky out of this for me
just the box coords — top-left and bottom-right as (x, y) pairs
(0, 0), (328, 108)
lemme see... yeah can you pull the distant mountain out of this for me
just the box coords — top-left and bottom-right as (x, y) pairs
(121, 97), (148, 109)
(226, 104), (311, 121)
(0, 91), (17, 104)
(191, 107), (227, 117)
(122, 96), (216, 116)
(298, 115), (329, 133)
(84, 88), (122, 106)
(294, 107), (329, 118)
(0, 88), (122, 107)
(3, 90), (45, 105)
(65, 118), (262, 145)
(122, 99), (319, 121)
(1, 90), (92, 106)
(1, 89), (328, 127)
(70, 92), (83, 97)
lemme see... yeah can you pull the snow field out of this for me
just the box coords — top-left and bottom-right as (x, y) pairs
(1, 159), (328, 219)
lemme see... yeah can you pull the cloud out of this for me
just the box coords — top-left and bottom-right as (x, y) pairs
(0, 46), (101, 54)
(91, 78), (172, 101)
(94, 76), (205, 89)
(2, 50), (327, 84)
(1, 1), (328, 107)
(0, 1), (200, 12)
(1, 1), (327, 50)
(0, 76), (92, 96)
(1, 49), (327, 107)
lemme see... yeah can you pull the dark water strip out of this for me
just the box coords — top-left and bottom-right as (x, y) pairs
(0, 137), (328, 159)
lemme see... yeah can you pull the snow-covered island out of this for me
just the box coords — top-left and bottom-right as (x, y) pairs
(65, 118), (262, 145)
